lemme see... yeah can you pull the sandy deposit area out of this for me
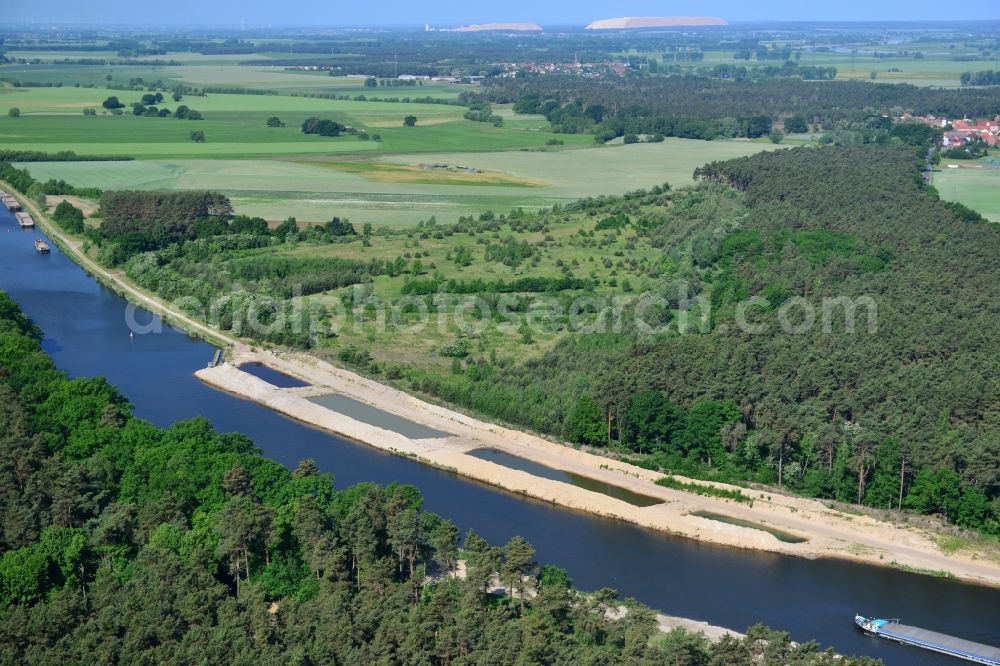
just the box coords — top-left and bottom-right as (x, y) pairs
(197, 345), (1000, 587)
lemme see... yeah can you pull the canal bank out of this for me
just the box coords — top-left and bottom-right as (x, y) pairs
(6, 179), (998, 588)
(198, 347), (1000, 588)
(1, 197), (998, 666)
(0, 180), (234, 348)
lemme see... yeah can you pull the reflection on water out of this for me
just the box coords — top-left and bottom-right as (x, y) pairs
(692, 510), (808, 544)
(238, 362), (311, 388)
(308, 393), (448, 440)
(467, 447), (665, 508)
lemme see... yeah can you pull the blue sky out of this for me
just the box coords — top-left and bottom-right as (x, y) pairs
(7, 0), (1000, 26)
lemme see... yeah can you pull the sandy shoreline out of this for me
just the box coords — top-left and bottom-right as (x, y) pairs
(7, 179), (999, 588)
(198, 347), (1000, 588)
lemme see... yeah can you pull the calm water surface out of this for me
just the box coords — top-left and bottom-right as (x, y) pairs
(467, 447), (664, 507)
(1, 218), (997, 665)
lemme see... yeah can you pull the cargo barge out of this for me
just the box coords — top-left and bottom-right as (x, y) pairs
(855, 615), (1000, 665)
(1, 195), (21, 212)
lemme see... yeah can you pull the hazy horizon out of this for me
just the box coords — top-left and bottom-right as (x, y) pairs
(6, 1), (1000, 29)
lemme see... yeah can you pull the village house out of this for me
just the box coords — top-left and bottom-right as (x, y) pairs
(948, 117), (1000, 147)
(901, 113), (1000, 148)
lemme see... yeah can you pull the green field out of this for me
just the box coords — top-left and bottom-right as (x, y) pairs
(19, 139), (778, 225)
(653, 42), (1000, 87)
(1, 54), (468, 97)
(166, 65), (466, 98)
(0, 84), (467, 117)
(809, 53), (995, 88)
(0, 86), (592, 159)
(934, 167), (1000, 222)
(384, 139), (781, 195)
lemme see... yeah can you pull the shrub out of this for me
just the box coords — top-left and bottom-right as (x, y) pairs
(51, 200), (85, 233)
(301, 117), (344, 136)
(440, 339), (470, 358)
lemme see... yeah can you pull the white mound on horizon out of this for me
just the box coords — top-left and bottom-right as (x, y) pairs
(586, 16), (727, 30)
(453, 22), (543, 32)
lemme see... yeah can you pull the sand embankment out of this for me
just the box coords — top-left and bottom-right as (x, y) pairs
(656, 614), (742, 641)
(198, 346), (1000, 588)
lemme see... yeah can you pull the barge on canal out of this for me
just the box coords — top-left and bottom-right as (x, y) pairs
(855, 615), (1000, 665)
(1, 195), (21, 212)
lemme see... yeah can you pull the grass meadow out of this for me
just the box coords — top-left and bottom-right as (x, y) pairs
(0, 86), (591, 159)
(19, 139), (779, 225)
(934, 166), (1000, 222)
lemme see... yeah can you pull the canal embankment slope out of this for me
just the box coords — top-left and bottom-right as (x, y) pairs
(197, 347), (1000, 588)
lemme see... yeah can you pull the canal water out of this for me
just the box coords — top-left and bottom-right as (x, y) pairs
(1, 218), (997, 665)
(466, 447), (665, 507)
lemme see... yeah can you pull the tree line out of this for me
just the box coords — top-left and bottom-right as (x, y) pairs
(485, 75), (1000, 141)
(960, 70), (1000, 86)
(0, 150), (133, 162)
(702, 62), (837, 81)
